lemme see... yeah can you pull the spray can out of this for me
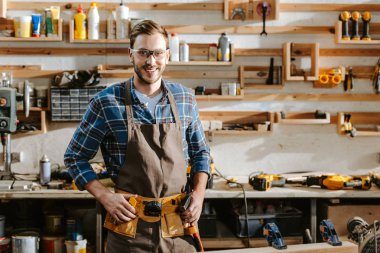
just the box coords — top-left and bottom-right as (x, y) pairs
(217, 32), (231, 62)
(40, 154), (51, 186)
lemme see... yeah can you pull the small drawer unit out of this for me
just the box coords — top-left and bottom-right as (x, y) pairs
(50, 87), (105, 121)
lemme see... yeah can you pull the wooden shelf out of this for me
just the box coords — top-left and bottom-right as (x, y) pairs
(337, 112), (380, 137)
(224, 0), (279, 21)
(335, 21), (380, 45)
(239, 65), (283, 90)
(283, 42), (319, 82)
(203, 236), (302, 249)
(200, 111), (274, 138)
(168, 61), (232, 66)
(0, 19), (63, 42)
(196, 95), (244, 101)
(69, 20), (130, 44)
(14, 110), (47, 137)
(276, 112), (331, 125)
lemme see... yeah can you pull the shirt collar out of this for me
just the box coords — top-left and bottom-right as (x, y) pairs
(129, 77), (169, 105)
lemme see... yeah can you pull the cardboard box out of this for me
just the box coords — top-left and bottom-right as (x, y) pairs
(324, 204), (380, 236)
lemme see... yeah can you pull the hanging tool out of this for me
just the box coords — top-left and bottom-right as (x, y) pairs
(231, 7), (246, 21)
(257, 2), (270, 36)
(263, 223), (287, 250)
(339, 11), (351, 40)
(180, 194), (204, 252)
(361, 11), (371, 40)
(249, 172), (286, 191)
(320, 219), (342, 246)
(351, 11), (361, 40)
(266, 57), (274, 84)
(344, 66), (353, 91)
(372, 59), (380, 94)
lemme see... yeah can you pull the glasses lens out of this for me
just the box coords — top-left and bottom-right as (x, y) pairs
(133, 49), (166, 60)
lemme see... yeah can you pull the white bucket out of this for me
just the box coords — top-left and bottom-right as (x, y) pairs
(12, 231), (39, 253)
(65, 239), (87, 253)
(41, 236), (64, 253)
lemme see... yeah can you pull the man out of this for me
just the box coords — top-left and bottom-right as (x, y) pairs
(64, 20), (210, 252)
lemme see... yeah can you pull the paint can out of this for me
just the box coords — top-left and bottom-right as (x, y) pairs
(44, 214), (64, 235)
(0, 237), (10, 253)
(66, 218), (83, 241)
(41, 236), (65, 253)
(12, 231), (39, 253)
(65, 239), (87, 253)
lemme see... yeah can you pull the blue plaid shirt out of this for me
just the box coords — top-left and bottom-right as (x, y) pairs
(64, 78), (210, 190)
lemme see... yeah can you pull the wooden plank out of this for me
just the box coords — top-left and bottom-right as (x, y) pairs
(203, 236), (302, 249)
(0, 48), (128, 55)
(280, 3), (380, 12)
(164, 25), (332, 35)
(205, 241), (357, 253)
(0, 65), (41, 70)
(7, 2), (222, 11)
(243, 93), (380, 102)
(0, 0), (6, 18)
(276, 112), (331, 125)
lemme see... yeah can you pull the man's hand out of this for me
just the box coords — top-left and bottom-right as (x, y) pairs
(180, 172), (208, 226)
(85, 180), (137, 223)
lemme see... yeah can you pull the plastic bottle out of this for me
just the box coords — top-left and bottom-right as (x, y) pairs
(107, 10), (116, 39)
(87, 2), (100, 40)
(116, 0), (129, 39)
(74, 4), (87, 40)
(169, 33), (179, 62)
(179, 40), (189, 62)
(217, 32), (231, 62)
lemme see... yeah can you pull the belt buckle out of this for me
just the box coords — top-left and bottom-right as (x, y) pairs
(143, 201), (162, 217)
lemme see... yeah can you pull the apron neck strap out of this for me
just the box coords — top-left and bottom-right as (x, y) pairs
(125, 79), (182, 126)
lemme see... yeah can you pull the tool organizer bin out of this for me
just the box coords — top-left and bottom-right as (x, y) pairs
(50, 87), (105, 121)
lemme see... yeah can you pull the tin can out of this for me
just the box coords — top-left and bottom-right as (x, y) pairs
(0, 237), (10, 253)
(44, 214), (64, 235)
(39, 155), (51, 186)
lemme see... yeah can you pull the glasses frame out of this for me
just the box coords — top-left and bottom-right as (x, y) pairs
(130, 48), (169, 60)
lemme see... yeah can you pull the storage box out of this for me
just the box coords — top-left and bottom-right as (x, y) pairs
(50, 87), (105, 121)
(323, 204), (380, 236)
(224, 208), (303, 238)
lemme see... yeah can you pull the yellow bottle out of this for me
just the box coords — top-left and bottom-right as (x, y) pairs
(74, 4), (87, 40)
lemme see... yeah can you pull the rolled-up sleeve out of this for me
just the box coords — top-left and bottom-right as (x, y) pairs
(186, 96), (211, 178)
(64, 97), (107, 190)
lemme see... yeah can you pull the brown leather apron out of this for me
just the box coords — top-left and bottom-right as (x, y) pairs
(106, 81), (196, 253)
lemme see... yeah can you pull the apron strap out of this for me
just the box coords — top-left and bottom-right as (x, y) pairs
(125, 79), (182, 128)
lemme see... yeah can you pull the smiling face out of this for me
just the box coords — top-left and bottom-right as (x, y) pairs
(129, 33), (169, 87)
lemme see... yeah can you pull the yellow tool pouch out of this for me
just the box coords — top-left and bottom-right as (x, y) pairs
(104, 190), (186, 238)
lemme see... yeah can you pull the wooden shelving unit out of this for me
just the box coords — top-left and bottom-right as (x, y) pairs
(0, 19), (63, 42)
(337, 112), (380, 137)
(335, 21), (380, 45)
(15, 108), (48, 137)
(69, 20), (130, 44)
(283, 42), (319, 82)
(276, 112), (331, 125)
(239, 65), (283, 90)
(224, 0), (279, 21)
(199, 111), (274, 137)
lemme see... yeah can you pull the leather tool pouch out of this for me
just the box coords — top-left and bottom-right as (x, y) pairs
(104, 192), (186, 238)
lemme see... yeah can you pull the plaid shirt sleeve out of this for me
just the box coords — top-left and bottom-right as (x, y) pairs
(64, 96), (107, 190)
(187, 94), (211, 178)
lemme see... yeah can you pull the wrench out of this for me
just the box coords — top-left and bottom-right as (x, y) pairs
(260, 3), (268, 36)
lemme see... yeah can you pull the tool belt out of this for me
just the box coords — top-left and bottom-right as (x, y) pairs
(104, 189), (187, 238)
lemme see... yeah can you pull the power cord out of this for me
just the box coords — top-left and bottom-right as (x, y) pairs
(214, 168), (251, 248)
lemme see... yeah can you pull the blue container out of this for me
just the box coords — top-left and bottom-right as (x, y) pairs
(65, 218), (83, 241)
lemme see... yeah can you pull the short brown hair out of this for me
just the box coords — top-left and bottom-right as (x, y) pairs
(129, 20), (169, 49)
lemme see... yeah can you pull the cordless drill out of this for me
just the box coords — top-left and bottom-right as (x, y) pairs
(249, 173), (286, 191)
(304, 175), (371, 190)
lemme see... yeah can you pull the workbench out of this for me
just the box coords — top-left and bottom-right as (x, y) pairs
(0, 180), (377, 253)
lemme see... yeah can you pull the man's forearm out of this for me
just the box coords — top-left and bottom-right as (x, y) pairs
(85, 179), (113, 201)
(192, 172), (208, 197)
